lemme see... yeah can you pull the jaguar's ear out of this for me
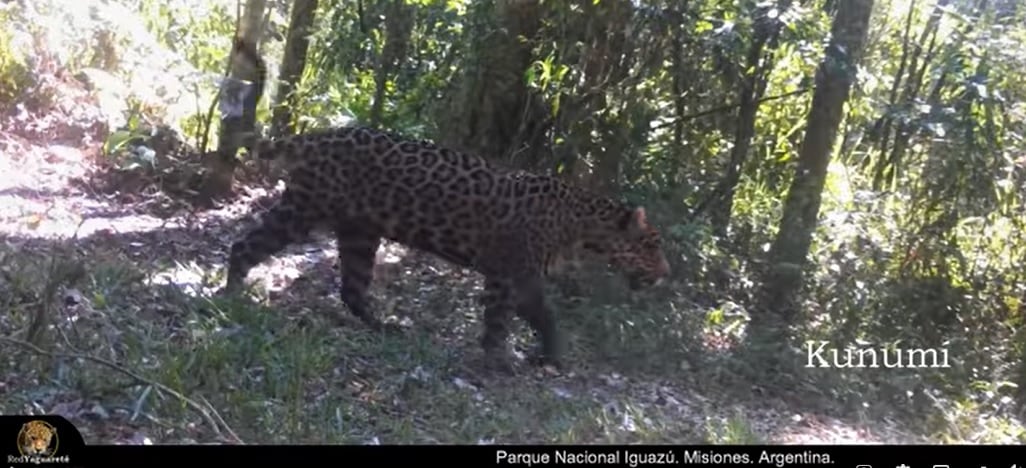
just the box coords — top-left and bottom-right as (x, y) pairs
(632, 207), (648, 226)
(632, 208), (648, 226)
(625, 207), (648, 233)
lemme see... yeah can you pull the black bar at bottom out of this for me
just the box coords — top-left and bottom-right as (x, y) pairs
(1, 416), (1019, 468)
(72, 444), (1021, 467)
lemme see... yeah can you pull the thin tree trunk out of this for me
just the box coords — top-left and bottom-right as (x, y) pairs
(270, 0), (319, 138)
(708, 50), (765, 234)
(762, 0), (875, 323)
(369, 0), (414, 126)
(709, 1), (787, 237)
(446, 0), (543, 161)
(875, 0), (950, 187)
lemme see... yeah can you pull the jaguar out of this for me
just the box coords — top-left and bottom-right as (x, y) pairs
(18, 420), (55, 456)
(223, 125), (671, 372)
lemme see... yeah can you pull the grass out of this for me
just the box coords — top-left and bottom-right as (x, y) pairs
(0, 200), (1020, 446)
(0, 238), (718, 444)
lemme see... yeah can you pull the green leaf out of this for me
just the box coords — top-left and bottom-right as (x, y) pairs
(103, 130), (135, 156)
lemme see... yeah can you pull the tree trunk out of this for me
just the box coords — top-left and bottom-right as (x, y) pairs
(761, 0), (875, 324)
(444, 0), (544, 162)
(369, 0), (414, 126)
(270, 0), (318, 138)
(872, 0), (949, 188)
(709, 1), (787, 237)
(584, 0), (634, 194)
(199, 0), (267, 204)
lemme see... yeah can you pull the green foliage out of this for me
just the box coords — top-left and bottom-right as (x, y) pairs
(279, 0), (468, 134)
(130, 0), (241, 147)
(0, 10), (33, 111)
(136, 1), (236, 74)
(10, 0), (1025, 444)
(705, 410), (764, 444)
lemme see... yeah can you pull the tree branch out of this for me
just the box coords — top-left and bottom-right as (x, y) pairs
(654, 87), (811, 130)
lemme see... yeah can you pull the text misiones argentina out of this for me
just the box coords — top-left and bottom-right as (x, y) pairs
(496, 448), (675, 466)
(682, 449), (832, 466)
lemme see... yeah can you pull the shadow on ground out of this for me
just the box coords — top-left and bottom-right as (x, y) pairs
(0, 168), (931, 445)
